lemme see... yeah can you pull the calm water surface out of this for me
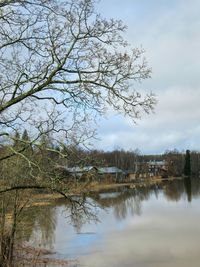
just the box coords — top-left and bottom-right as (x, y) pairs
(27, 178), (200, 267)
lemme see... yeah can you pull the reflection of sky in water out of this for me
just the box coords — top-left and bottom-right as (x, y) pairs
(29, 180), (200, 266)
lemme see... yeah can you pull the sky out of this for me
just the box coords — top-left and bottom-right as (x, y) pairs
(93, 0), (200, 154)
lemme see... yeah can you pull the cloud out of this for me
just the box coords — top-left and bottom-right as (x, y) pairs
(95, 87), (200, 153)
(94, 0), (200, 153)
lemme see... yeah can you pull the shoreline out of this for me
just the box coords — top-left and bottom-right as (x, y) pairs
(31, 176), (183, 205)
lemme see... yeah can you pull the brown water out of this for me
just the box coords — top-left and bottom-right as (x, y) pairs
(27, 178), (200, 267)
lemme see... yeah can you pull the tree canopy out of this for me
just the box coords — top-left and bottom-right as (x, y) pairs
(0, 0), (155, 146)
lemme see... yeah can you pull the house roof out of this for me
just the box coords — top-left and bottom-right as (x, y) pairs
(98, 167), (123, 174)
(66, 166), (97, 173)
(148, 160), (166, 166)
(58, 165), (123, 174)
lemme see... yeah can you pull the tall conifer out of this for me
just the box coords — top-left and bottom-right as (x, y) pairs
(184, 149), (191, 176)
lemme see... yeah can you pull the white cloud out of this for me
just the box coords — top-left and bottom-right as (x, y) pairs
(94, 0), (200, 153)
(95, 87), (200, 153)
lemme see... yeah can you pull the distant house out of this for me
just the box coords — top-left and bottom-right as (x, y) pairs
(131, 161), (149, 178)
(57, 166), (125, 182)
(125, 171), (137, 182)
(68, 166), (98, 181)
(67, 166), (97, 175)
(126, 160), (168, 179)
(55, 165), (98, 181)
(56, 161), (168, 183)
(148, 160), (168, 177)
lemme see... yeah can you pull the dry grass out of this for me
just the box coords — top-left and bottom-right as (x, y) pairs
(15, 244), (78, 266)
(30, 177), (181, 205)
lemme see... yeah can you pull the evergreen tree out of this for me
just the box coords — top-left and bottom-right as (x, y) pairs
(184, 149), (191, 176)
(21, 129), (32, 154)
(40, 134), (52, 149)
(13, 131), (21, 148)
(21, 129), (30, 142)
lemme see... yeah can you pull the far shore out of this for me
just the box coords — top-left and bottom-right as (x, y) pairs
(30, 176), (183, 207)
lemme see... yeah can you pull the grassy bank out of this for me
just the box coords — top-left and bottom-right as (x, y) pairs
(30, 176), (181, 205)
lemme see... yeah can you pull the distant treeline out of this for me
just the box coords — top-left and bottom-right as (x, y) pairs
(1, 130), (199, 179)
(70, 148), (200, 177)
(63, 147), (199, 177)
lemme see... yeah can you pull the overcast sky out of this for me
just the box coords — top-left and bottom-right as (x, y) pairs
(93, 0), (200, 154)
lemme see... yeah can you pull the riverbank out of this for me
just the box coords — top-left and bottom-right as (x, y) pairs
(15, 244), (77, 266)
(31, 176), (181, 206)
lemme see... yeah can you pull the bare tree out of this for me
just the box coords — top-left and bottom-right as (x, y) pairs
(0, 0), (156, 187)
(0, 1), (156, 264)
(1, 0), (155, 131)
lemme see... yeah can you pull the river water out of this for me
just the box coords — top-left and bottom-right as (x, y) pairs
(27, 178), (200, 267)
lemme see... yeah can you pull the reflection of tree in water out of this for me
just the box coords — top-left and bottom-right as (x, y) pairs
(114, 194), (141, 220)
(113, 187), (161, 220)
(65, 198), (100, 233)
(92, 186), (160, 220)
(19, 178), (200, 244)
(163, 180), (185, 201)
(163, 177), (200, 203)
(94, 178), (200, 221)
(0, 191), (57, 253)
(189, 177), (200, 198)
(18, 204), (57, 248)
(21, 196), (101, 237)
(184, 177), (192, 202)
